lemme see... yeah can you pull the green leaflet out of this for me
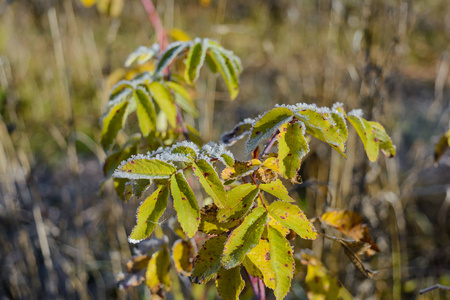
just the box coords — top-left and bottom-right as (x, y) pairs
(191, 235), (227, 284)
(217, 184), (259, 222)
(192, 159), (227, 208)
(216, 267), (245, 300)
(260, 179), (295, 202)
(148, 81), (177, 128)
(103, 134), (140, 179)
(243, 239), (276, 290)
(146, 248), (172, 296)
(171, 145), (197, 164)
(172, 239), (196, 276)
(207, 47), (239, 100)
(295, 109), (346, 156)
(129, 185), (169, 243)
(199, 204), (240, 235)
(332, 111), (348, 143)
(268, 201), (317, 240)
(222, 207), (268, 269)
(184, 39), (207, 84)
(268, 226), (294, 300)
(166, 81), (198, 117)
(368, 121), (396, 158)
(134, 87), (156, 137)
(170, 173), (200, 238)
(278, 122), (309, 179)
(348, 114), (379, 162)
(220, 153), (235, 168)
(246, 107), (294, 153)
(100, 100), (129, 150)
(154, 41), (191, 76)
(114, 158), (176, 180)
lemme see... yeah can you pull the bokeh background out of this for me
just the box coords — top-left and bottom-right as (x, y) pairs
(1, 0), (450, 299)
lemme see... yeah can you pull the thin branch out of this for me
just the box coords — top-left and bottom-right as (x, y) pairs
(140, 0), (168, 51)
(260, 130), (280, 158)
(419, 284), (450, 294)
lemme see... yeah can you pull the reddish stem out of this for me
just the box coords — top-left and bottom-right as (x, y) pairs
(260, 130), (280, 159)
(140, 0), (168, 51)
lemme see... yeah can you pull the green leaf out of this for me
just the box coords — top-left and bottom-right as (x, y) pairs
(368, 121), (396, 158)
(170, 144), (197, 164)
(103, 134), (140, 179)
(199, 204), (240, 235)
(216, 267), (245, 300)
(217, 183), (259, 222)
(170, 172), (200, 238)
(134, 87), (156, 137)
(146, 248), (171, 296)
(191, 235), (227, 284)
(243, 239), (276, 290)
(278, 121), (309, 179)
(295, 108), (346, 156)
(331, 111), (348, 143)
(220, 153), (235, 168)
(148, 81), (177, 128)
(184, 39), (207, 84)
(246, 107), (294, 153)
(268, 201), (317, 240)
(129, 185), (169, 243)
(348, 114), (379, 162)
(113, 158), (176, 180)
(192, 159), (227, 208)
(222, 207), (268, 269)
(166, 81), (198, 117)
(154, 41), (191, 76)
(172, 239), (196, 276)
(268, 226), (294, 300)
(100, 100), (129, 150)
(207, 47), (239, 100)
(260, 179), (294, 202)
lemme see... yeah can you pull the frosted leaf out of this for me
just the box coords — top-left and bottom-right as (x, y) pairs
(201, 142), (234, 165)
(124, 43), (160, 67)
(220, 118), (255, 146)
(113, 154), (176, 180)
(348, 109), (364, 118)
(154, 41), (192, 77)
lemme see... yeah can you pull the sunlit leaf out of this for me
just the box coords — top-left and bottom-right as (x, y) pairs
(347, 113), (379, 162)
(154, 41), (191, 76)
(170, 144), (197, 164)
(243, 239), (276, 290)
(207, 46), (239, 100)
(134, 87), (157, 137)
(217, 184), (259, 222)
(170, 173), (200, 238)
(268, 201), (317, 240)
(184, 39), (207, 84)
(199, 204), (240, 234)
(221, 159), (261, 181)
(113, 158), (176, 180)
(268, 226), (294, 300)
(260, 179), (294, 202)
(100, 100), (129, 150)
(216, 267), (245, 300)
(146, 248), (171, 297)
(192, 159), (227, 208)
(246, 107), (294, 153)
(128, 185), (169, 243)
(191, 235), (227, 284)
(277, 121), (309, 179)
(172, 239), (197, 276)
(148, 81), (177, 128)
(368, 121), (396, 158)
(222, 207), (268, 269)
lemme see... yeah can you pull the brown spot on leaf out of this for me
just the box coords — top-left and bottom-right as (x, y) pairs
(265, 251), (271, 261)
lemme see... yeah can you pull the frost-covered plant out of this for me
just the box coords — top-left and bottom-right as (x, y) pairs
(100, 36), (395, 299)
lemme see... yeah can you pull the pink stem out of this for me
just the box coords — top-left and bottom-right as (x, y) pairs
(140, 0), (168, 51)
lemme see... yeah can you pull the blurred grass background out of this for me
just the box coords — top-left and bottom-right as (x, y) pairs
(1, 0), (450, 299)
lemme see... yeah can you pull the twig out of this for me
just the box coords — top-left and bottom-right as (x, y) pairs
(419, 284), (450, 294)
(140, 0), (168, 51)
(260, 130), (280, 158)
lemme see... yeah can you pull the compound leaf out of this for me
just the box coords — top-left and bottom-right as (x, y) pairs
(191, 235), (227, 284)
(148, 81), (177, 128)
(192, 159), (227, 208)
(134, 87), (156, 137)
(171, 173), (200, 238)
(278, 121), (309, 179)
(260, 179), (294, 202)
(246, 107), (294, 153)
(216, 267), (245, 300)
(217, 184), (259, 222)
(268, 226), (294, 300)
(268, 201), (317, 240)
(114, 158), (176, 180)
(101, 100), (129, 150)
(129, 185), (169, 243)
(222, 207), (268, 269)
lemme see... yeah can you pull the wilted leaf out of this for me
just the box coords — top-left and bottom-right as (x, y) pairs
(255, 165), (278, 184)
(146, 248), (171, 298)
(268, 201), (317, 240)
(347, 114), (379, 162)
(243, 239), (276, 289)
(100, 100), (129, 150)
(118, 255), (149, 289)
(191, 235), (227, 284)
(246, 107), (294, 153)
(170, 173), (200, 238)
(172, 239), (197, 276)
(278, 121), (309, 179)
(221, 159), (261, 181)
(216, 267), (245, 300)
(148, 82), (177, 128)
(268, 226), (294, 300)
(129, 185), (169, 243)
(192, 159), (227, 208)
(217, 184), (259, 222)
(184, 39), (207, 84)
(199, 204), (240, 234)
(222, 207), (268, 269)
(341, 242), (377, 278)
(113, 158), (176, 180)
(260, 179), (295, 202)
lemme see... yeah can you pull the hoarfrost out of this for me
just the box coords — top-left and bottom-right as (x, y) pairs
(348, 109), (364, 118)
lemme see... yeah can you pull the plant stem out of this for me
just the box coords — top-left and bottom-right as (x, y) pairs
(260, 130), (280, 158)
(140, 0), (168, 51)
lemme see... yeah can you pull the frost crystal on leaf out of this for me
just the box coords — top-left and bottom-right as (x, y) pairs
(348, 109), (364, 118)
(201, 142), (234, 165)
(124, 43), (160, 67)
